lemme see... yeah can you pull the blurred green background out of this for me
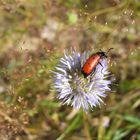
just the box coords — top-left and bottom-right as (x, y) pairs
(0, 0), (140, 140)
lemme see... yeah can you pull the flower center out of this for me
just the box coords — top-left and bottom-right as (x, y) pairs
(68, 72), (91, 94)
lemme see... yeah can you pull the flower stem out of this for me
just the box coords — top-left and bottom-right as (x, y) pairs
(56, 111), (82, 140)
(83, 112), (92, 140)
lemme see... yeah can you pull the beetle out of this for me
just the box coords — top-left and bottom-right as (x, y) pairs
(82, 48), (113, 78)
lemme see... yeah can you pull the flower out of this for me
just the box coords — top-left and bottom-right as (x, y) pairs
(52, 50), (112, 112)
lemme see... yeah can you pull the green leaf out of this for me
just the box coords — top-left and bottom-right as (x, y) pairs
(56, 112), (82, 140)
(113, 129), (130, 140)
(123, 115), (140, 125)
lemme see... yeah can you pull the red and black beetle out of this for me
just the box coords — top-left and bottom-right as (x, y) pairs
(82, 48), (113, 78)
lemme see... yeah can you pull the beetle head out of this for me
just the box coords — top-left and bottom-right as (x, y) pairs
(100, 51), (108, 58)
(99, 48), (113, 58)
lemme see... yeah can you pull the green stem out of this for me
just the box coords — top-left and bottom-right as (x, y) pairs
(83, 112), (92, 140)
(56, 111), (82, 140)
(87, 0), (128, 18)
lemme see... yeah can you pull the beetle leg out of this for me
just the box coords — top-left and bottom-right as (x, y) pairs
(99, 62), (104, 74)
(89, 68), (96, 82)
(92, 68), (96, 75)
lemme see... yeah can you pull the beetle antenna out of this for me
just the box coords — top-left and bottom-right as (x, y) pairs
(107, 48), (113, 54)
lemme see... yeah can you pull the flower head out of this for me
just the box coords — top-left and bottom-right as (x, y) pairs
(53, 50), (112, 111)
